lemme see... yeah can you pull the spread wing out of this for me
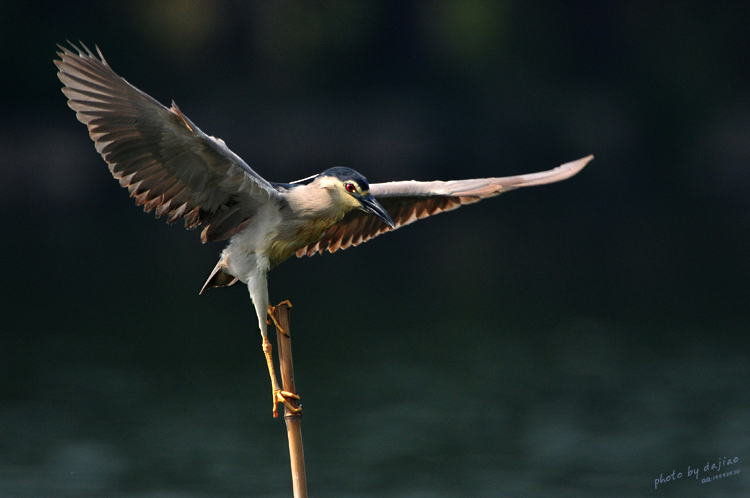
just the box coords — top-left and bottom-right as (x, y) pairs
(55, 42), (281, 243)
(296, 155), (592, 256)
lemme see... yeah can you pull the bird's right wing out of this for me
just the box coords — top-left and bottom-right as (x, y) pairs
(56, 42), (281, 243)
(296, 155), (592, 256)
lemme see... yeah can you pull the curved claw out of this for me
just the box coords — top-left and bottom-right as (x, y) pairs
(273, 389), (301, 418)
(267, 301), (293, 337)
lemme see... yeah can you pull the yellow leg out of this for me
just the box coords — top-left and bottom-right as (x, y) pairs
(263, 302), (301, 418)
(267, 300), (293, 337)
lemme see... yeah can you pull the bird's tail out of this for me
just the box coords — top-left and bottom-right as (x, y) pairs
(199, 255), (238, 294)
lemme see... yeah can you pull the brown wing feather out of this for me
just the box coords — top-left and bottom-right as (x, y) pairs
(296, 155), (592, 257)
(55, 42), (279, 243)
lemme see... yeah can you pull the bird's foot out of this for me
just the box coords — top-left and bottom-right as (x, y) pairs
(267, 300), (293, 337)
(262, 333), (300, 418)
(272, 388), (301, 418)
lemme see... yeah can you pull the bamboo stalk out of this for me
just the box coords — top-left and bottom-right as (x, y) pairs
(272, 301), (308, 498)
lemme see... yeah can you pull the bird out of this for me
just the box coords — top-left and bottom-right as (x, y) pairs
(55, 42), (592, 417)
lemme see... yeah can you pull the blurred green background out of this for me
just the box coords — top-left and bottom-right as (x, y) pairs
(2, 1), (749, 496)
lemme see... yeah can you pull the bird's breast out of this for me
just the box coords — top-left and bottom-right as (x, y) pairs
(224, 190), (350, 272)
(267, 214), (342, 267)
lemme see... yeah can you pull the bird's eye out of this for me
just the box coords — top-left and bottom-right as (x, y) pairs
(345, 182), (357, 193)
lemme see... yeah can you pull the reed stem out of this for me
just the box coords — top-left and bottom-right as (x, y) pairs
(272, 301), (307, 498)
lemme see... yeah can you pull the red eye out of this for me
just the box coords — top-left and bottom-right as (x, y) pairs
(345, 183), (356, 193)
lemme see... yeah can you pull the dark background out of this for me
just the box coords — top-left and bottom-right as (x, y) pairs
(2, 1), (749, 496)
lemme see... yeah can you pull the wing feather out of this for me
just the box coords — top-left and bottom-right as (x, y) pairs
(55, 42), (281, 243)
(297, 155), (592, 257)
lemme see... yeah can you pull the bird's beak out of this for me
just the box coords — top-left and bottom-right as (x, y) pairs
(359, 194), (395, 229)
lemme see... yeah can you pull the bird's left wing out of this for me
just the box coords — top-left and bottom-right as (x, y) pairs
(56, 42), (281, 243)
(296, 155), (592, 256)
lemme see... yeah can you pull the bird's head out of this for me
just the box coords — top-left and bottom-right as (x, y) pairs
(317, 167), (395, 228)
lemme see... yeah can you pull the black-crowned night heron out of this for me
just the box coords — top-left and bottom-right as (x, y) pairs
(56, 43), (592, 417)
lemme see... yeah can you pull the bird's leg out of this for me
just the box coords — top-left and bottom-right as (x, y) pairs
(261, 334), (300, 418)
(267, 300), (293, 337)
(248, 271), (300, 417)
